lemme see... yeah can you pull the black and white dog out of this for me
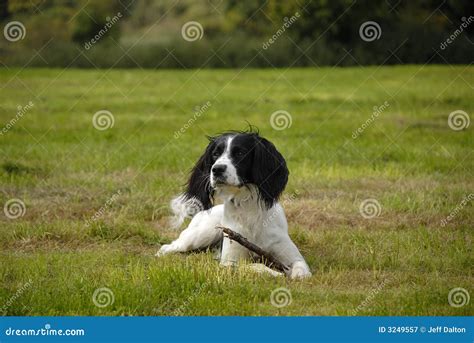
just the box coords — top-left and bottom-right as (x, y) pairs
(157, 131), (311, 279)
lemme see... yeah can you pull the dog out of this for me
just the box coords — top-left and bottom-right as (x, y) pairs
(156, 130), (311, 279)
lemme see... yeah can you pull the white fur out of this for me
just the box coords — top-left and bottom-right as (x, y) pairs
(158, 135), (312, 279)
(157, 185), (311, 279)
(169, 194), (205, 229)
(210, 136), (240, 187)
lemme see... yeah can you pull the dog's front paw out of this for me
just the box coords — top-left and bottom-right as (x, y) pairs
(290, 261), (312, 279)
(155, 244), (174, 257)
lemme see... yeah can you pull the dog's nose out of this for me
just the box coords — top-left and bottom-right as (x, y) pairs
(212, 164), (227, 176)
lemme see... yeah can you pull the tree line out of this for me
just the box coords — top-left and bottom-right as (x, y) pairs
(0, 0), (472, 68)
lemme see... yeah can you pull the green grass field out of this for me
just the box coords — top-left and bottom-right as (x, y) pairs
(0, 66), (472, 316)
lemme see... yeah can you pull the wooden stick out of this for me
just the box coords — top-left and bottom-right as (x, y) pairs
(216, 226), (290, 273)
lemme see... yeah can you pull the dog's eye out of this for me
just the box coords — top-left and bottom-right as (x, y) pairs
(234, 150), (245, 157)
(212, 151), (221, 158)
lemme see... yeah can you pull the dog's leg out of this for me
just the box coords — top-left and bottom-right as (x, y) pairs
(258, 205), (312, 279)
(156, 205), (224, 256)
(219, 235), (251, 266)
(289, 260), (311, 279)
(268, 238), (312, 279)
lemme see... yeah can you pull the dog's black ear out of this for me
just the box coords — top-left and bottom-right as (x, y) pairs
(184, 138), (216, 210)
(251, 136), (289, 209)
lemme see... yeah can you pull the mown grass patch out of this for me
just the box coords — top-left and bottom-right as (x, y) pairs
(1, 66), (473, 315)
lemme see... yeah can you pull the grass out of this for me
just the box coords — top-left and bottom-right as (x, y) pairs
(0, 65), (473, 316)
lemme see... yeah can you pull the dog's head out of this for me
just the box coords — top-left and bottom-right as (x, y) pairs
(184, 131), (289, 210)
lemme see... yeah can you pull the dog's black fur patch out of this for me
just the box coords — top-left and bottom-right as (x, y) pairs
(184, 129), (289, 210)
